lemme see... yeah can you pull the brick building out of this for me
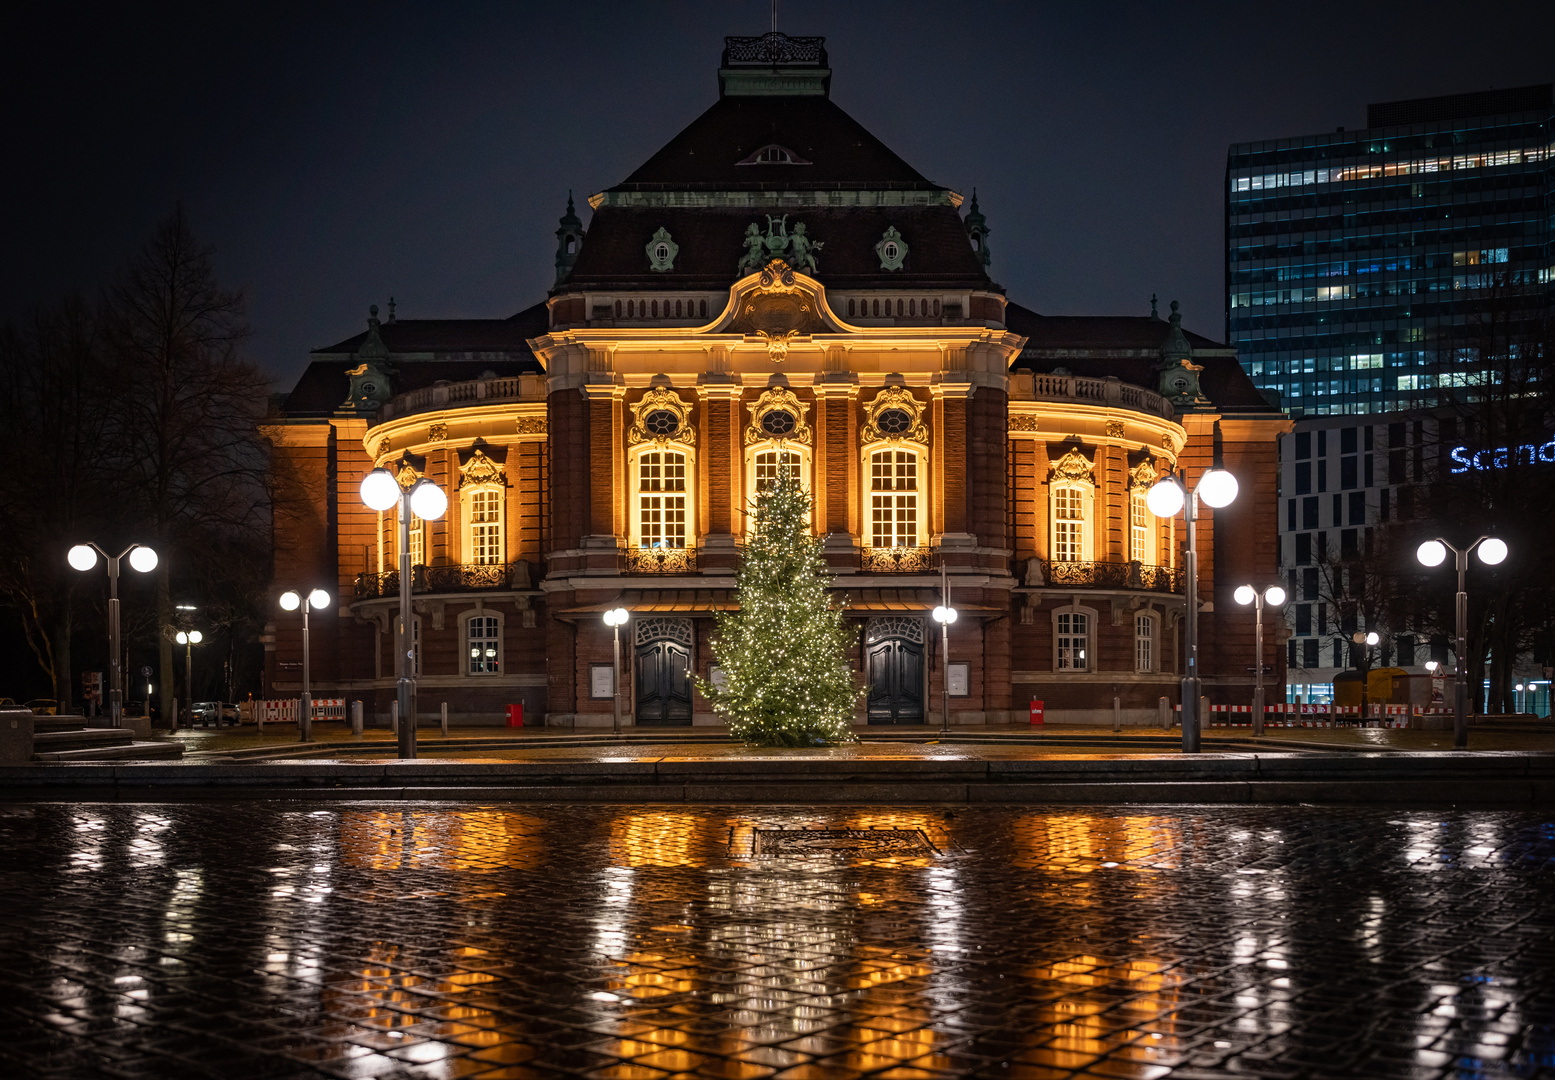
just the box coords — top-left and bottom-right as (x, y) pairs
(264, 33), (1288, 726)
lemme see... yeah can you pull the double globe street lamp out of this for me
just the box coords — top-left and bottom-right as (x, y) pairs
(68, 542), (158, 729)
(279, 589), (331, 742)
(1233, 583), (1287, 736)
(1147, 467), (1240, 753)
(1416, 535), (1507, 749)
(174, 629), (203, 727)
(360, 467), (447, 759)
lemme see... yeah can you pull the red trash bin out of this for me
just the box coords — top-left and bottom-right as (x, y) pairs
(1029, 699), (1044, 725)
(506, 703), (524, 728)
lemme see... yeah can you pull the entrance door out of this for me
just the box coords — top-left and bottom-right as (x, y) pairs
(634, 617), (693, 726)
(865, 617), (925, 724)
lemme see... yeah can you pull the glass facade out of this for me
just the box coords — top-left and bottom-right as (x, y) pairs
(1226, 85), (1553, 416)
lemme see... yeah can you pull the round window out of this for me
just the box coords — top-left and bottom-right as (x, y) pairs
(883, 242), (898, 260)
(655, 243), (669, 261)
(875, 407), (913, 435)
(360, 383), (377, 396)
(760, 410), (797, 437)
(643, 409), (680, 436)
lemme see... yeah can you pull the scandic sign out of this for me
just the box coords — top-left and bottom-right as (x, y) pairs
(1450, 441), (1555, 473)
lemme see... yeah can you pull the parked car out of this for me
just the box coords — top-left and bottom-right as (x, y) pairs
(191, 701), (239, 726)
(25, 699), (58, 715)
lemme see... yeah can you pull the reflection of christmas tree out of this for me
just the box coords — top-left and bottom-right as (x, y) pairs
(696, 465), (860, 746)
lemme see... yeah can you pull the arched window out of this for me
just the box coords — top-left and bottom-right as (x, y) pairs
(1135, 612), (1157, 673)
(636, 450), (688, 549)
(1052, 605), (1096, 672)
(1051, 484), (1087, 562)
(408, 515), (426, 567)
(753, 447), (803, 492)
(1130, 487), (1150, 563)
(463, 487), (504, 565)
(463, 610), (502, 676)
(699, 299), (707, 319)
(869, 449), (920, 548)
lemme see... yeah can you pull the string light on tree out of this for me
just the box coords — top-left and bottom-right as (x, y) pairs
(695, 464), (860, 746)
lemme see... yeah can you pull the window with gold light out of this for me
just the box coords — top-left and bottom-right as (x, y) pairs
(458, 447), (508, 567)
(638, 451), (688, 549)
(1129, 488), (1149, 563)
(869, 449), (919, 548)
(1047, 448), (1096, 564)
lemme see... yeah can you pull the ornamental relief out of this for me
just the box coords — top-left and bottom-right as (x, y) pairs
(1008, 414), (1039, 433)
(627, 386), (696, 449)
(458, 448), (506, 487)
(861, 386), (927, 447)
(744, 386), (812, 446)
(1048, 447), (1096, 485)
(514, 415), (547, 436)
(1128, 459), (1159, 489)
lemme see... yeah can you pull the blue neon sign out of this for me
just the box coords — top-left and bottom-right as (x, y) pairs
(1450, 441), (1555, 473)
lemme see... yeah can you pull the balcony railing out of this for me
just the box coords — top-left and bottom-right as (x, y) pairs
(354, 562), (527, 600)
(861, 546), (934, 573)
(1040, 559), (1183, 593)
(627, 547), (696, 574)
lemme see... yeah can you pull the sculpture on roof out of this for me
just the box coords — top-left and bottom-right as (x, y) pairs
(737, 216), (822, 275)
(1154, 300), (1209, 408)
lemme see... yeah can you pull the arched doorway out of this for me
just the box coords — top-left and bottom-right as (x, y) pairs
(865, 616), (925, 724)
(634, 617), (693, 726)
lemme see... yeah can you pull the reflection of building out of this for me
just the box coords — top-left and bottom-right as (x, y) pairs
(1227, 84), (1554, 417)
(265, 33), (1285, 725)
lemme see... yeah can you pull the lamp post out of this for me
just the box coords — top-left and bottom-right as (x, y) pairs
(280, 589), (332, 742)
(174, 630), (203, 724)
(360, 467), (447, 759)
(603, 607), (629, 735)
(932, 564), (958, 735)
(1234, 583), (1287, 736)
(1416, 536), (1507, 749)
(68, 543), (158, 728)
(1147, 467), (1239, 753)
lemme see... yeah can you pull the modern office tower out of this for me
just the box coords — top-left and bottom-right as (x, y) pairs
(1227, 84), (1553, 417)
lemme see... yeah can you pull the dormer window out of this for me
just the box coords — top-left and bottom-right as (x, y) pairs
(736, 143), (812, 166)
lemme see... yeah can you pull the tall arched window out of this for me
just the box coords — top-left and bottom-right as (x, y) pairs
(1047, 449), (1096, 564)
(408, 516), (427, 567)
(753, 448), (803, 492)
(1129, 488), (1150, 563)
(869, 449), (920, 548)
(466, 489), (504, 564)
(638, 450), (688, 549)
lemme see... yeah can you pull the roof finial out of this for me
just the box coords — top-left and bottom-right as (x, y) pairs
(387, 297), (396, 324)
(771, 0), (777, 32)
(368, 303), (379, 329)
(1150, 293), (1158, 319)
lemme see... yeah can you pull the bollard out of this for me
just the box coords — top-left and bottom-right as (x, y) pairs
(1200, 696), (1210, 740)
(391, 700), (398, 734)
(1159, 696), (1170, 730)
(1112, 694), (1121, 733)
(350, 700), (363, 735)
(440, 701), (448, 737)
(1252, 686), (1265, 736)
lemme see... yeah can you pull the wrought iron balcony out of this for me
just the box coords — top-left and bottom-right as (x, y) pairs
(861, 546), (933, 573)
(1038, 559), (1184, 593)
(353, 562), (527, 600)
(627, 547), (696, 575)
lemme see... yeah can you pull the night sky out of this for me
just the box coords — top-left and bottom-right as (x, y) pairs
(5, 1), (1550, 390)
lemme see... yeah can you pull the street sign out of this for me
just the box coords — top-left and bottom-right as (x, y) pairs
(141, 666), (152, 678)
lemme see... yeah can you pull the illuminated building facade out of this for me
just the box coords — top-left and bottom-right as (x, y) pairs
(266, 33), (1286, 725)
(1227, 84), (1554, 416)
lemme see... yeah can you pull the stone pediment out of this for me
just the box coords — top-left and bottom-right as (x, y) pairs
(727, 259), (831, 361)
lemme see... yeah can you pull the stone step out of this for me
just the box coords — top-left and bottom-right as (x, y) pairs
(32, 741), (183, 762)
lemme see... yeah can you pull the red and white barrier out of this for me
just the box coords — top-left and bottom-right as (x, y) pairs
(250, 698), (346, 725)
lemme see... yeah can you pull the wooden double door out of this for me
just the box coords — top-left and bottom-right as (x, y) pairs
(634, 617), (693, 726)
(865, 617), (925, 724)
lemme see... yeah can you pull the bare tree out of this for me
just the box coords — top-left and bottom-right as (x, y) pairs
(100, 206), (272, 716)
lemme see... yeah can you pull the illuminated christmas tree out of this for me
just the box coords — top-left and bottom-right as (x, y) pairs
(697, 465), (860, 746)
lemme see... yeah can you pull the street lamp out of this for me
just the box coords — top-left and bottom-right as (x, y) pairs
(360, 467), (447, 759)
(279, 588), (331, 742)
(932, 564), (958, 735)
(68, 542), (158, 729)
(1147, 467), (1239, 752)
(174, 629), (203, 725)
(1233, 583), (1286, 736)
(1416, 535), (1507, 748)
(603, 607), (629, 735)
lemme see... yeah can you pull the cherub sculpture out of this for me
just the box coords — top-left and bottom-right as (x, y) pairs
(789, 222), (823, 273)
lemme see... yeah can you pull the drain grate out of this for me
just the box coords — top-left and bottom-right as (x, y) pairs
(751, 828), (936, 857)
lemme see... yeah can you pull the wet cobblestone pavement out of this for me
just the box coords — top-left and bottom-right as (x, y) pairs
(1, 804), (1552, 1079)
